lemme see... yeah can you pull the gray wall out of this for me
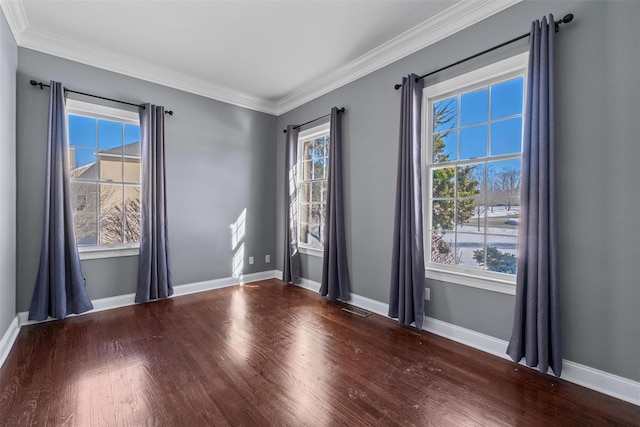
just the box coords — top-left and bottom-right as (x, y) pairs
(17, 49), (278, 311)
(0, 10), (17, 339)
(275, 1), (640, 381)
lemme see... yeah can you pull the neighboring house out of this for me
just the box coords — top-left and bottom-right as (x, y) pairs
(69, 141), (141, 245)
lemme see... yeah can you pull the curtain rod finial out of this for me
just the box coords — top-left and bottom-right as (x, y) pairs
(563, 13), (573, 24)
(394, 84), (401, 90)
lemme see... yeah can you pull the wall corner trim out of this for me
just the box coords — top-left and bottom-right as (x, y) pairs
(0, 316), (20, 370)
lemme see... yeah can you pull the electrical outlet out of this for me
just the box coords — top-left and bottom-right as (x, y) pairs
(265, 254), (270, 263)
(425, 287), (431, 301)
(249, 256), (254, 265)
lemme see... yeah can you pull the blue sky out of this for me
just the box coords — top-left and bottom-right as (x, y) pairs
(68, 115), (140, 169)
(434, 76), (524, 166)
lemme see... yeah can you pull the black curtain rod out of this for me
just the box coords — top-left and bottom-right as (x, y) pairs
(29, 80), (174, 115)
(394, 13), (574, 90)
(283, 107), (345, 133)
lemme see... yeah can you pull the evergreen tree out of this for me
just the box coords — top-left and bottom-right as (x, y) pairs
(430, 100), (480, 265)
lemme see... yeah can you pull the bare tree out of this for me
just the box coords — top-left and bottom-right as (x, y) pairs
(496, 169), (520, 211)
(73, 184), (141, 245)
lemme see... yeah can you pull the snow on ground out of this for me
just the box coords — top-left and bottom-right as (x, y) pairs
(436, 205), (520, 270)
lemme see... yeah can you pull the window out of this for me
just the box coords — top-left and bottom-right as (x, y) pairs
(297, 122), (330, 254)
(423, 53), (528, 293)
(66, 99), (141, 259)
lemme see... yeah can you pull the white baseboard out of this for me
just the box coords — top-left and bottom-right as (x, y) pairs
(5, 270), (638, 406)
(0, 316), (20, 369)
(283, 273), (639, 406)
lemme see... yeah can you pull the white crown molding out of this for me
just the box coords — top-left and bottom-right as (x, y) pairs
(275, 0), (522, 115)
(17, 26), (278, 114)
(3, 0), (520, 116)
(0, 0), (28, 43)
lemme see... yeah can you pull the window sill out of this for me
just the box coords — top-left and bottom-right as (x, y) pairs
(79, 245), (139, 260)
(298, 246), (323, 258)
(426, 267), (516, 295)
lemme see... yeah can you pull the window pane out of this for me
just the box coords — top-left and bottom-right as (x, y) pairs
(430, 231), (457, 265)
(487, 159), (521, 201)
(456, 232), (484, 270)
(313, 158), (325, 180)
(123, 141), (140, 157)
(310, 203), (323, 225)
(311, 182), (323, 203)
(313, 137), (325, 159)
(485, 235), (518, 274)
(307, 223), (323, 250)
(300, 183), (311, 204)
(302, 160), (312, 181)
(302, 139), (313, 162)
(124, 124), (140, 146)
(300, 203), (312, 224)
(69, 115), (96, 149)
(490, 117), (522, 156)
(460, 125), (487, 160)
(99, 183), (123, 213)
(75, 214), (97, 246)
(123, 157), (141, 183)
(124, 185), (140, 213)
(98, 119), (123, 154)
(460, 88), (488, 126)
(125, 214), (141, 243)
(433, 97), (457, 133)
(321, 181), (327, 203)
(433, 130), (457, 163)
(299, 223), (309, 245)
(99, 157), (123, 182)
(490, 77), (524, 120)
(432, 167), (455, 198)
(69, 148), (97, 179)
(486, 198), (520, 234)
(458, 197), (486, 234)
(456, 198), (481, 231)
(431, 200), (454, 231)
(456, 163), (483, 198)
(100, 214), (124, 245)
(71, 182), (97, 213)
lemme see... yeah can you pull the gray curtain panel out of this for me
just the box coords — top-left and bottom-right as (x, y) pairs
(389, 74), (425, 329)
(283, 125), (301, 284)
(28, 81), (93, 321)
(507, 15), (562, 376)
(320, 108), (351, 301)
(136, 104), (173, 303)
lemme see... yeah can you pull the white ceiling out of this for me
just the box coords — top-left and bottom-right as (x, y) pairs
(1, 0), (520, 114)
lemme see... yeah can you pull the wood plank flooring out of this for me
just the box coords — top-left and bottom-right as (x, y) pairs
(1, 279), (638, 426)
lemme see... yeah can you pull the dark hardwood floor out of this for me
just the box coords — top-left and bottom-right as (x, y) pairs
(1, 279), (638, 426)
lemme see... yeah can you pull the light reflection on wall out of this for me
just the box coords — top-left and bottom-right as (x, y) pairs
(230, 209), (247, 281)
(232, 243), (245, 280)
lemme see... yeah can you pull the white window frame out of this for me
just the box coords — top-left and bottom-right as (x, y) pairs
(423, 52), (528, 295)
(296, 122), (330, 257)
(66, 99), (141, 260)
